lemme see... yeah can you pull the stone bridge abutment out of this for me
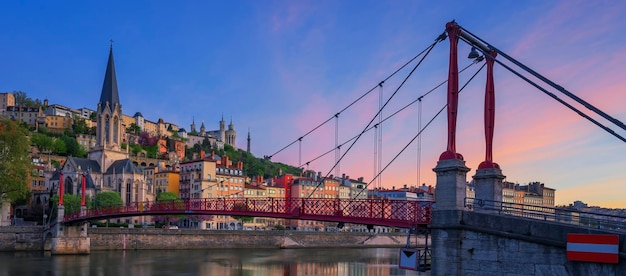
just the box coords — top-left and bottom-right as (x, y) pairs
(431, 158), (625, 275)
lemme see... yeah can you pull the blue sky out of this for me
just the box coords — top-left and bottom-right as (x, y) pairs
(2, 1), (625, 207)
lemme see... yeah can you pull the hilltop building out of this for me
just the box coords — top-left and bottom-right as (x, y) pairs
(189, 115), (237, 148)
(0, 92), (15, 117)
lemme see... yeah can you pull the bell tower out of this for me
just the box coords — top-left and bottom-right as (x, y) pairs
(89, 44), (129, 172)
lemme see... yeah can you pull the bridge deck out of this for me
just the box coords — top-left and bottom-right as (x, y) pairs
(63, 198), (434, 228)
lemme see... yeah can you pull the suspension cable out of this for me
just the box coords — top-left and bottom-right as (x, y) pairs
(459, 26), (626, 134)
(297, 60), (483, 170)
(267, 32), (448, 160)
(306, 38), (443, 198)
(352, 61), (486, 199)
(460, 37), (626, 144)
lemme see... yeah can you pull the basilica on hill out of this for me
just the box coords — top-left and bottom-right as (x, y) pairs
(51, 46), (154, 207)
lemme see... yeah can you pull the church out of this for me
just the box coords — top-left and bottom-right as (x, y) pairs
(52, 46), (154, 208)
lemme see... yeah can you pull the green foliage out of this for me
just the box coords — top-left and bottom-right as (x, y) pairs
(89, 112), (97, 121)
(129, 144), (143, 155)
(51, 194), (89, 214)
(157, 192), (179, 201)
(71, 116), (90, 135)
(52, 137), (67, 154)
(60, 135), (87, 157)
(31, 132), (54, 153)
(13, 91), (42, 107)
(0, 118), (31, 202)
(126, 123), (141, 134)
(144, 145), (157, 158)
(92, 191), (123, 208)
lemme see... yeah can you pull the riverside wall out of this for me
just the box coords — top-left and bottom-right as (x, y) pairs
(88, 228), (419, 250)
(0, 226), (425, 251)
(431, 210), (626, 276)
(0, 226), (44, 251)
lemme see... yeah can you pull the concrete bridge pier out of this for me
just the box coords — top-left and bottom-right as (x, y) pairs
(430, 158), (470, 275)
(51, 206), (90, 254)
(473, 167), (505, 209)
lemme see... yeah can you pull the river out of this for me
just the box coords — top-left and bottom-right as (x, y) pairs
(0, 248), (430, 276)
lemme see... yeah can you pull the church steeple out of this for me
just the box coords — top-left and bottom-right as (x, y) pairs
(98, 44), (120, 113)
(247, 128), (251, 153)
(89, 43), (129, 172)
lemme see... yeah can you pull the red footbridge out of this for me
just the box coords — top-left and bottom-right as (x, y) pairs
(63, 198), (433, 228)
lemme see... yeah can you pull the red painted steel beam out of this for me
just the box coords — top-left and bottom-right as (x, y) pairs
(440, 21), (464, 160)
(479, 50), (500, 169)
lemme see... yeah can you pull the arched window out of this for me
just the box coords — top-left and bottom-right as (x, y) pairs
(126, 179), (132, 203)
(65, 178), (73, 195)
(113, 116), (119, 144)
(105, 115), (110, 144)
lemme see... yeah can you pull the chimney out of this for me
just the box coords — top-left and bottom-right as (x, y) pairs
(237, 161), (243, 170)
(342, 173), (346, 180)
(211, 150), (215, 159)
(223, 155), (229, 167)
(358, 177), (363, 182)
(200, 150), (205, 159)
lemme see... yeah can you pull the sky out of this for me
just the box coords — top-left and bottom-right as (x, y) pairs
(1, 1), (625, 208)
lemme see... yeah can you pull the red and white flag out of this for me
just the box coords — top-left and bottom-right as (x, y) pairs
(567, 233), (619, 264)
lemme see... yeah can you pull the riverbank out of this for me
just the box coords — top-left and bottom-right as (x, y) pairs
(1, 226), (428, 251)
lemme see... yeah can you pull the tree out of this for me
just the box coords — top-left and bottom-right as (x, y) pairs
(126, 123), (141, 135)
(50, 194), (87, 215)
(157, 192), (178, 201)
(13, 91), (41, 107)
(92, 191), (123, 209)
(52, 138), (67, 155)
(71, 116), (90, 135)
(31, 132), (54, 153)
(89, 112), (97, 121)
(0, 118), (31, 203)
(155, 192), (183, 226)
(90, 191), (122, 227)
(60, 135), (86, 157)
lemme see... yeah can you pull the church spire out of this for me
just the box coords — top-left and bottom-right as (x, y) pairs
(247, 128), (251, 153)
(99, 43), (120, 112)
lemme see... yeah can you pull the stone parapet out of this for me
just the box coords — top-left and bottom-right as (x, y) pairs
(431, 210), (626, 275)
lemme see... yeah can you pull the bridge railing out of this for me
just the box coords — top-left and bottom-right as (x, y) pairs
(465, 198), (626, 233)
(63, 198), (433, 227)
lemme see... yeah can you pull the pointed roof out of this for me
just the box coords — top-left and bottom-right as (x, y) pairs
(63, 156), (102, 174)
(105, 159), (143, 174)
(99, 46), (120, 112)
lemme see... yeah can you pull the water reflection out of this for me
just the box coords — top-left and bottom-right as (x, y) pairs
(0, 248), (428, 276)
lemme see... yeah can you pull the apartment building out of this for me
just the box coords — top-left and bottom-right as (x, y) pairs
(155, 169), (180, 196)
(45, 115), (73, 133)
(501, 181), (556, 207)
(0, 92), (15, 117)
(6, 106), (45, 130)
